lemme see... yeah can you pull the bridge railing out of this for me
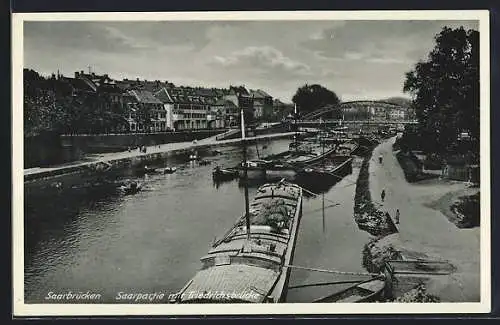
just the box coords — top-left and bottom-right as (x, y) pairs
(294, 119), (418, 124)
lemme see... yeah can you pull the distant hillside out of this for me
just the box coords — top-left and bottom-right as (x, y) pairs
(380, 97), (412, 108)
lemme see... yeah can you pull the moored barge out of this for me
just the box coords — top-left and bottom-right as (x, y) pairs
(172, 180), (303, 303)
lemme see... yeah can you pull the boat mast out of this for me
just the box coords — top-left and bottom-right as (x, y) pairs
(322, 117), (326, 233)
(240, 106), (251, 241)
(294, 103), (298, 152)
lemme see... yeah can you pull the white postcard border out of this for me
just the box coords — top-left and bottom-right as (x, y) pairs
(12, 10), (491, 316)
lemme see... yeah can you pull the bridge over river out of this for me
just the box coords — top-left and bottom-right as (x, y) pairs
(293, 100), (417, 129)
(293, 119), (418, 127)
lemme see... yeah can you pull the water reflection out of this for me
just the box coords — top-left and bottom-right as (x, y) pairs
(24, 139), (367, 303)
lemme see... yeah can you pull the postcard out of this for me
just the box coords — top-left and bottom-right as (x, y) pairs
(12, 10), (491, 316)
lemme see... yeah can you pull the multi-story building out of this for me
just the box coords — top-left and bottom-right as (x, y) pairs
(122, 92), (139, 132)
(155, 87), (213, 130)
(388, 107), (406, 121)
(228, 86), (254, 124)
(404, 107), (416, 120)
(272, 99), (294, 121)
(250, 89), (273, 120)
(371, 105), (388, 120)
(59, 71), (130, 133)
(212, 97), (240, 128)
(127, 89), (166, 132)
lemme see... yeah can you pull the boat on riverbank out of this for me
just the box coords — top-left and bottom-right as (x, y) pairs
(159, 166), (177, 174)
(171, 180), (303, 303)
(240, 137), (359, 182)
(312, 277), (386, 303)
(296, 140), (358, 183)
(212, 166), (239, 181)
(297, 156), (353, 186)
(238, 141), (338, 181)
(117, 181), (142, 195)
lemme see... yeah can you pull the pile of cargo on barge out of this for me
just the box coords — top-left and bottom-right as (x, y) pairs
(172, 180), (303, 303)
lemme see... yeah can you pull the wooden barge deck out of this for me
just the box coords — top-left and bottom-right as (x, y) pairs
(174, 181), (303, 303)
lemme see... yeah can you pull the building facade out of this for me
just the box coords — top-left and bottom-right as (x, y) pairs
(155, 87), (213, 131)
(250, 89), (273, 120)
(127, 89), (166, 132)
(388, 107), (406, 121)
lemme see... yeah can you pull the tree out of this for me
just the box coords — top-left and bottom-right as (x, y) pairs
(292, 84), (340, 116)
(403, 26), (479, 156)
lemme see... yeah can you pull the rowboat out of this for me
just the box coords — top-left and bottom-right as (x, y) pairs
(212, 167), (239, 181)
(159, 167), (177, 174)
(312, 277), (386, 303)
(117, 181), (142, 195)
(172, 181), (303, 303)
(237, 160), (268, 180)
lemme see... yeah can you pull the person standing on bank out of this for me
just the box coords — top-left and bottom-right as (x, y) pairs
(381, 189), (386, 203)
(395, 209), (400, 224)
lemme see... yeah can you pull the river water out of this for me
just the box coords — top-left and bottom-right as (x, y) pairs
(24, 139), (371, 303)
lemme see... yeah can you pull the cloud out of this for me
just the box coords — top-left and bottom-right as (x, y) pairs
(25, 20), (478, 102)
(210, 46), (311, 76)
(24, 21), (209, 55)
(300, 20), (478, 65)
(102, 26), (151, 50)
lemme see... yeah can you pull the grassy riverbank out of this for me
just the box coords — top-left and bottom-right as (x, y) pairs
(395, 150), (439, 183)
(353, 145), (398, 237)
(425, 187), (480, 229)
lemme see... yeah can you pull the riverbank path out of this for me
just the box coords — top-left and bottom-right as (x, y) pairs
(368, 136), (481, 302)
(24, 132), (295, 178)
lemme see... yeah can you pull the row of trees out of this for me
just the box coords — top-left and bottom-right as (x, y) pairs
(24, 69), (130, 136)
(403, 26), (479, 158)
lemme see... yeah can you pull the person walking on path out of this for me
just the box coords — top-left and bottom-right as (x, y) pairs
(395, 209), (400, 224)
(381, 189), (386, 202)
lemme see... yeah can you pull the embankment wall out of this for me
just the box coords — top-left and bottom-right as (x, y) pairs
(25, 129), (226, 168)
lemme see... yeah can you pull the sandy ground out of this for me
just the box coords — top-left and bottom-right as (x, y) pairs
(369, 137), (480, 302)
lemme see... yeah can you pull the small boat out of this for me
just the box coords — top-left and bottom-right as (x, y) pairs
(212, 150), (223, 156)
(199, 159), (211, 166)
(118, 181), (142, 195)
(312, 277), (386, 303)
(159, 166), (177, 174)
(297, 156), (353, 183)
(50, 181), (63, 189)
(238, 160), (268, 180)
(212, 166), (239, 181)
(144, 165), (160, 174)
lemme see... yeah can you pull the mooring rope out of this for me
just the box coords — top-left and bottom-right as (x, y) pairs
(304, 203), (341, 214)
(288, 279), (371, 290)
(285, 264), (381, 277)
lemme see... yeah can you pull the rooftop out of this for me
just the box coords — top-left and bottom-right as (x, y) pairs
(250, 89), (272, 99)
(129, 89), (163, 104)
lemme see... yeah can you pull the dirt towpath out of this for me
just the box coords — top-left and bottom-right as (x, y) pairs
(369, 137), (480, 302)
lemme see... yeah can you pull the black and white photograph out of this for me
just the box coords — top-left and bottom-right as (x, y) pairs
(13, 10), (490, 315)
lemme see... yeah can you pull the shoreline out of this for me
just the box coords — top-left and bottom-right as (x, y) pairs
(362, 137), (480, 302)
(24, 132), (295, 183)
(425, 186), (480, 229)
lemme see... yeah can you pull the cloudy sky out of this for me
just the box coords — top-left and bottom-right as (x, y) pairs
(24, 20), (478, 102)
